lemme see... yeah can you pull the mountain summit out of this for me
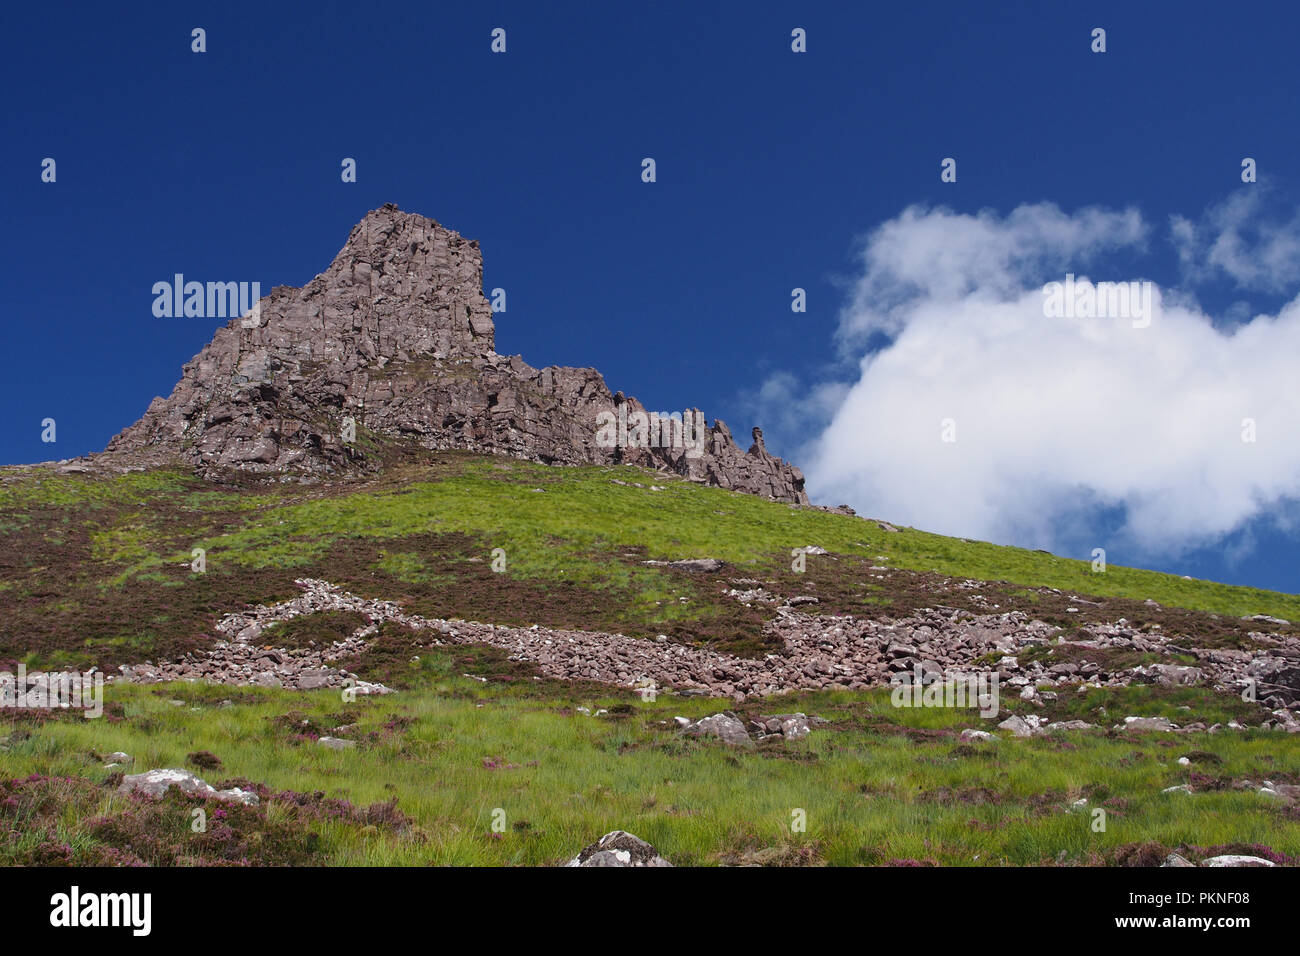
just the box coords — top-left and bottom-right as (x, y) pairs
(105, 205), (808, 503)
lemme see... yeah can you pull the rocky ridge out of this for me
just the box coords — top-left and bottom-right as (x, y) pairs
(102, 204), (807, 504)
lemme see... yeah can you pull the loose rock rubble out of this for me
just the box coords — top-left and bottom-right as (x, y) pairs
(114, 583), (395, 693)
(672, 711), (826, 747)
(643, 558), (726, 573)
(750, 713), (827, 741)
(114, 579), (1300, 725)
(566, 830), (672, 867)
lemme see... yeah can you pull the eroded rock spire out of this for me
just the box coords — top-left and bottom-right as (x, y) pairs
(105, 204), (808, 504)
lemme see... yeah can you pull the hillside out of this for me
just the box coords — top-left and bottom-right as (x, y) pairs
(3, 451), (1299, 672)
(2, 450), (1300, 866)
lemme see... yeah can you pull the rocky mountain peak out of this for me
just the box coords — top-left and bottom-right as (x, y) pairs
(104, 205), (808, 504)
(258, 202), (494, 361)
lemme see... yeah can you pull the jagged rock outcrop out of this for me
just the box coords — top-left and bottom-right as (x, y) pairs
(105, 204), (807, 504)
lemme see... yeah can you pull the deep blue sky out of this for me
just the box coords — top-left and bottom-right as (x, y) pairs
(3, 2), (1298, 594)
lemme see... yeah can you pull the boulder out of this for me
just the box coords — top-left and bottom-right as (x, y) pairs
(565, 830), (672, 867)
(1201, 855), (1276, 867)
(1247, 615), (1290, 626)
(679, 712), (753, 748)
(1117, 716), (1177, 732)
(296, 668), (333, 690)
(1147, 664), (1204, 687)
(1046, 720), (1097, 732)
(118, 768), (258, 806)
(655, 558), (725, 573)
(997, 715), (1036, 737)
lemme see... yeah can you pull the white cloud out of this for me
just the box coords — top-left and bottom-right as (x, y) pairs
(839, 202), (1147, 345)
(1171, 190), (1300, 294)
(793, 202), (1300, 559)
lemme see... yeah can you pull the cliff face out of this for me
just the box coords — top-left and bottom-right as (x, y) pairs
(105, 204), (808, 504)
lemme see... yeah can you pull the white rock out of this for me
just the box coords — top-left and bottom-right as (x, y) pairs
(997, 715), (1036, 737)
(118, 768), (258, 806)
(1202, 855), (1275, 867)
(566, 830), (672, 867)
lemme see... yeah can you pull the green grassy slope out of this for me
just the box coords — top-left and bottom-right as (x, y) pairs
(2, 651), (1296, 867)
(1, 452), (1296, 671)
(2, 454), (1298, 867)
